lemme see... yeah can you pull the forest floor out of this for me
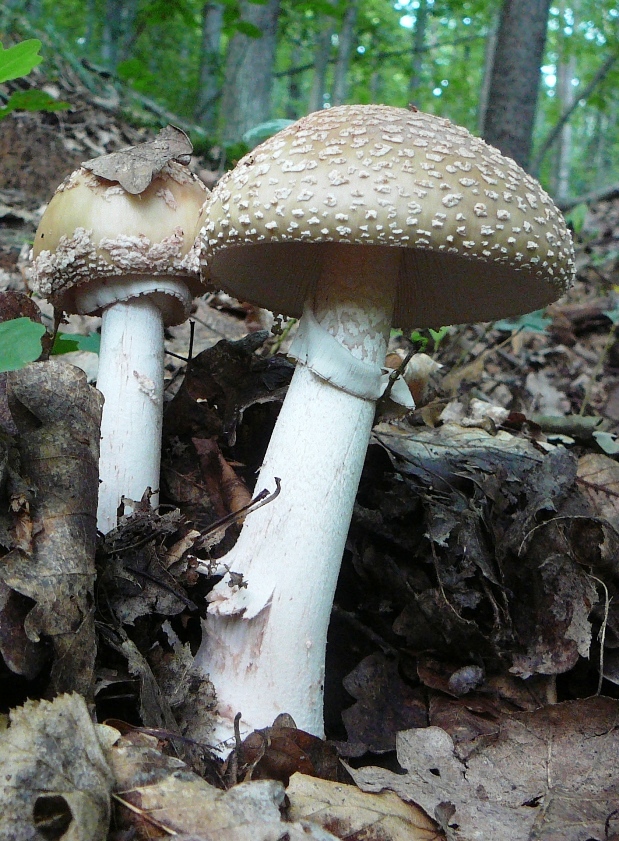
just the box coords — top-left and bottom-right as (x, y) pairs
(1, 64), (619, 841)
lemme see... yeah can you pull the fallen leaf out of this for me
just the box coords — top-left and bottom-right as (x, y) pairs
(351, 697), (619, 840)
(340, 653), (426, 755)
(0, 693), (114, 840)
(286, 772), (443, 841)
(0, 361), (102, 696)
(105, 729), (339, 839)
(577, 452), (619, 533)
(82, 124), (193, 194)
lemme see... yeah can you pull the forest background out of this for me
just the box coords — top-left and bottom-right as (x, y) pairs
(4, 0), (619, 206)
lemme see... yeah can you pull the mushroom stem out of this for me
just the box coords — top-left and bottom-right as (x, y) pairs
(196, 245), (400, 746)
(95, 296), (165, 533)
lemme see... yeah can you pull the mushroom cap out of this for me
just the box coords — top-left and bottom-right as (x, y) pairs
(30, 162), (209, 324)
(200, 105), (574, 328)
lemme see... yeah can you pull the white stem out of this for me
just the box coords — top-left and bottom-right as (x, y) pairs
(96, 297), (164, 533)
(195, 245), (400, 749)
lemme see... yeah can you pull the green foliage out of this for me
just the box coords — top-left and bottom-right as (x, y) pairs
(0, 38), (69, 120)
(0, 318), (46, 373)
(408, 326), (450, 353)
(51, 332), (101, 355)
(0, 88), (70, 120)
(429, 326), (450, 354)
(116, 58), (156, 93)
(0, 39), (43, 83)
(565, 203), (589, 235)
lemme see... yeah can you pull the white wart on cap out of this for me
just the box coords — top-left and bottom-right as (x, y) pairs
(201, 104), (574, 327)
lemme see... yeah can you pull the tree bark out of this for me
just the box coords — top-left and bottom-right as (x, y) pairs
(308, 1), (336, 114)
(220, 0), (281, 145)
(331, 0), (358, 106)
(101, 0), (139, 70)
(477, 13), (499, 134)
(552, 52), (575, 202)
(195, 2), (224, 131)
(408, 0), (430, 101)
(482, 0), (552, 170)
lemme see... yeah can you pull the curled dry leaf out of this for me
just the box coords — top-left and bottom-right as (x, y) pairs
(82, 124), (193, 194)
(351, 697), (619, 841)
(0, 693), (114, 841)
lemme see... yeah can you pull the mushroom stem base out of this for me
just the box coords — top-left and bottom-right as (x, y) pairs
(200, 363), (377, 748)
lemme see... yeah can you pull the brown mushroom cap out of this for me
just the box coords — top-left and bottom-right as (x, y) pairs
(200, 105), (574, 328)
(30, 162), (209, 324)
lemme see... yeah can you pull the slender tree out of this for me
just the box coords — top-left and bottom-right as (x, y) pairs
(195, 2), (224, 131)
(408, 0), (430, 100)
(308, 0), (337, 113)
(482, 0), (552, 170)
(331, 0), (358, 105)
(220, 0), (281, 145)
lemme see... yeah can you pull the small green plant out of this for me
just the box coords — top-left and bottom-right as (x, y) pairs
(0, 39), (69, 120)
(407, 325), (450, 355)
(0, 318), (46, 372)
(0, 318), (100, 374)
(51, 332), (101, 355)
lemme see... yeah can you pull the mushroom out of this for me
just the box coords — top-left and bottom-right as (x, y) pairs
(30, 162), (208, 533)
(196, 104), (574, 745)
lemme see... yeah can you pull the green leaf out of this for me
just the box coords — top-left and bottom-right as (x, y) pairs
(493, 310), (552, 333)
(243, 119), (295, 147)
(565, 202), (588, 235)
(52, 332), (101, 356)
(0, 318), (46, 372)
(409, 330), (429, 352)
(0, 89), (70, 120)
(0, 40), (43, 84)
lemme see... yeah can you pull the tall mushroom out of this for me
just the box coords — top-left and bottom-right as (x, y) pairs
(196, 105), (574, 745)
(30, 159), (208, 533)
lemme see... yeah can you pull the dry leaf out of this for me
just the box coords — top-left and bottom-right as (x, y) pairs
(0, 693), (114, 841)
(82, 125), (193, 194)
(577, 452), (619, 533)
(351, 697), (619, 840)
(340, 653), (426, 755)
(286, 772), (443, 841)
(1, 361), (102, 696)
(105, 730), (338, 840)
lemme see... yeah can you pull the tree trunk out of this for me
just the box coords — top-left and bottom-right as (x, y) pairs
(482, 0), (552, 170)
(553, 52), (575, 201)
(477, 13), (499, 134)
(220, 0), (281, 145)
(331, 0), (358, 106)
(195, 2), (224, 131)
(101, 0), (139, 70)
(308, 1), (336, 114)
(408, 0), (430, 101)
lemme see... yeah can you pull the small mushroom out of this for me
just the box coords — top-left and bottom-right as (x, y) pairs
(196, 104), (574, 745)
(30, 162), (209, 533)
